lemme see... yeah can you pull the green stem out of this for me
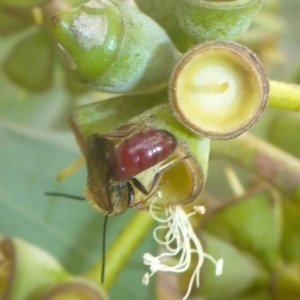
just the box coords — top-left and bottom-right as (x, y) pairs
(210, 132), (300, 204)
(271, 262), (300, 299)
(85, 211), (155, 291)
(269, 80), (300, 111)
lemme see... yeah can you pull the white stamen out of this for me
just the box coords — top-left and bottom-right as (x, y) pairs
(216, 259), (224, 276)
(142, 272), (150, 285)
(143, 200), (223, 300)
(194, 205), (206, 214)
(143, 253), (161, 266)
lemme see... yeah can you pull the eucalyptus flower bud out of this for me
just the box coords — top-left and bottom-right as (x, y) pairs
(176, 0), (263, 43)
(52, 0), (181, 93)
(62, 65), (90, 95)
(169, 41), (269, 139)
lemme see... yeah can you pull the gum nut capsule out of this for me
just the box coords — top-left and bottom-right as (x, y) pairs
(0, 238), (69, 300)
(176, 0), (263, 43)
(51, 0), (181, 93)
(169, 41), (269, 139)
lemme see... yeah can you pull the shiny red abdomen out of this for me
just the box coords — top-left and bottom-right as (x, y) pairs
(108, 129), (177, 181)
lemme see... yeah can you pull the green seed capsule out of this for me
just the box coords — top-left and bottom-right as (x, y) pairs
(0, 238), (108, 300)
(0, 238), (69, 300)
(169, 41), (269, 139)
(52, 0), (181, 93)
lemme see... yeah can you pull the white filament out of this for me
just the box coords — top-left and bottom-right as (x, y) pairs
(142, 201), (223, 300)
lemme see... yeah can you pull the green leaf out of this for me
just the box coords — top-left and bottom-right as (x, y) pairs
(198, 232), (269, 299)
(0, 123), (155, 300)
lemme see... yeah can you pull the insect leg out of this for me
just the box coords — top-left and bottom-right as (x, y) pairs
(127, 181), (135, 206)
(129, 180), (167, 210)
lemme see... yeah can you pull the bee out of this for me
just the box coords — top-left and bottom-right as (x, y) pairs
(46, 120), (195, 283)
(85, 123), (177, 215)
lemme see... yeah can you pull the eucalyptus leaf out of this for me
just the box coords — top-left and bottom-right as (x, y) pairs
(0, 72), (99, 130)
(0, 123), (156, 300)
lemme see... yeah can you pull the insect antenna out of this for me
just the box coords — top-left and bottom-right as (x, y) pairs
(44, 192), (85, 201)
(101, 215), (109, 283)
(45, 191), (108, 283)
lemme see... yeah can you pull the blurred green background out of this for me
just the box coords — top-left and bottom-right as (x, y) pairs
(1, 1), (300, 299)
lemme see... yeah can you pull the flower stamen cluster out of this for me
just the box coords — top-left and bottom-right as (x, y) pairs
(142, 201), (223, 300)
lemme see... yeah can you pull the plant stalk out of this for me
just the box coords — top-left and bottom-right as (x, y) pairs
(85, 211), (155, 291)
(210, 132), (300, 204)
(269, 80), (300, 111)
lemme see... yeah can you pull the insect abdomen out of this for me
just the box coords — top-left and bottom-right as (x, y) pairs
(109, 129), (177, 181)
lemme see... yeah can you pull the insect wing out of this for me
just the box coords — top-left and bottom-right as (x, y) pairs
(85, 134), (115, 214)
